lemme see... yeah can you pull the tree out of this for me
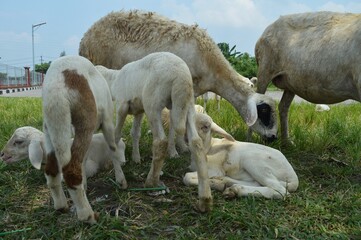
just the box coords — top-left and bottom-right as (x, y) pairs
(217, 42), (258, 78)
(60, 51), (66, 57)
(35, 62), (51, 74)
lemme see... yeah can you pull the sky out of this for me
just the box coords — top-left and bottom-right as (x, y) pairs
(1, 0), (360, 69)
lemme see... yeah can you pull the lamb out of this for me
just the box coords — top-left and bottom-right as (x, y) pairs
(184, 113), (299, 199)
(96, 52), (212, 212)
(0, 127), (126, 183)
(255, 11), (361, 145)
(79, 10), (277, 142)
(42, 55), (127, 224)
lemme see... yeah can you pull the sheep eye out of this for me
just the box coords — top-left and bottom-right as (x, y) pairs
(201, 125), (210, 132)
(14, 140), (24, 145)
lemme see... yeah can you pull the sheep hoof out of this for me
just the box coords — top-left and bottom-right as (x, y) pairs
(281, 138), (295, 148)
(223, 188), (236, 199)
(55, 207), (69, 214)
(120, 179), (128, 189)
(194, 197), (213, 213)
(85, 212), (99, 224)
(169, 151), (180, 158)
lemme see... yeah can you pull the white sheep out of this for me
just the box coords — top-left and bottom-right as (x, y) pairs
(0, 127), (126, 184)
(255, 12), (361, 145)
(79, 10), (278, 142)
(96, 52), (212, 212)
(42, 55), (127, 224)
(184, 113), (299, 199)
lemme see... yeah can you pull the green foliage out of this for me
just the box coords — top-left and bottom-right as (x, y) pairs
(217, 42), (258, 78)
(35, 62), (51, 74)
(0, 97), (361, 239)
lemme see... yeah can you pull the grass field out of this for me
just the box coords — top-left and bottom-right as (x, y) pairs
(0, 97), (360, 239)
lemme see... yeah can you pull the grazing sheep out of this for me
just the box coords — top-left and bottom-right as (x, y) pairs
(0, 127), (126, 184)
(42, 55), (127, 224)
(96, 52), (212, 212)
(255, 11), (361, 145)
(184, 113), (299, 199)
(315, 104), (330, 112)
(201, 92), (221, 112)
(79, 10), (277, 142)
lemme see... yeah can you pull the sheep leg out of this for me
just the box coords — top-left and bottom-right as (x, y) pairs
(145, 115), (168, 187)
(101, 116), (128, 189)
(167, 114), (180, 158)
(43, 130), (68, 212)
(131, 113), (143, 163)
(279, 90), (295, 146)
(114, 101), (129, 143)
(223, 184), (287, 199)
(186, 109), (212, 212)
(145, 138), (168, 187)
(62, 131), (97, 224)
(44, 172), (68, 212)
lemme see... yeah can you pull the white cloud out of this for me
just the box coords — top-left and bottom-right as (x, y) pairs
(161, 0), (267, 29)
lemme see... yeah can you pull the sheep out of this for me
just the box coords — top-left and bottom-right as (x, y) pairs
(184, 113), (299, 199)
(255, 11), (361, 145)
(79, 10), (278, 142)
(96, 52), (212, 212)
(42, 55), (127, 224)
(0, 127), (126, 184)
(201, 92), (222, 112)
(315, 104), (330, 112)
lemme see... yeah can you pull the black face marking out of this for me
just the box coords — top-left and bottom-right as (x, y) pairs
(257, 103), (272, 127)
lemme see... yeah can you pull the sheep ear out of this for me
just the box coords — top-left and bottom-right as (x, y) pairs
(28, 140), (43, 170)
(211, 122), (235, 141)
(245, 96), (258, 126)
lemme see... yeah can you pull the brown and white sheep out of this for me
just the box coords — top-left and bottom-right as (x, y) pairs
(42, 55), (127, 224)
(255, 11), (361, 145)
(79, 10), (277, 142)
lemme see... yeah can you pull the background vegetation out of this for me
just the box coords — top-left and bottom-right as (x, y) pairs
(0, 97), (360, 239)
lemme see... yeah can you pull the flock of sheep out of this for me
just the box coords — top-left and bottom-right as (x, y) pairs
(1, 10), (359, 224)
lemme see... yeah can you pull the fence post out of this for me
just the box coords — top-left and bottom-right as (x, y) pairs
(24, 67), (31, 87)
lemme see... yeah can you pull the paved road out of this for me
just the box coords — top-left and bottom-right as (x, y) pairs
(0, 87), (357, 105)
(0, 88), (42, 98)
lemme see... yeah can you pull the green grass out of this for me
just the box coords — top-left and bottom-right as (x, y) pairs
(0, 97), (360, 239)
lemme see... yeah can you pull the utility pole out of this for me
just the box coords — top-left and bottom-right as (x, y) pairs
(32, 22), (46, 84)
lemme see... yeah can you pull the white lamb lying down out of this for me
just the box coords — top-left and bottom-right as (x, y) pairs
(0, 126), (126, 180)
(184, 113), (299, 199)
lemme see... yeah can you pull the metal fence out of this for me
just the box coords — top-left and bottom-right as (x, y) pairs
(0, 63), (43, 89)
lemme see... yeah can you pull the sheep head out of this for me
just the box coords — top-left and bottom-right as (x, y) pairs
(248, 93), (278, 142)
(0, 126), (43, 166)
(194, 113), (235, 154)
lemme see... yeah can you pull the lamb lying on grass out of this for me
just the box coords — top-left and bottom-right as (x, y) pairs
(0, 127), (126, 182)
(184, 113), (299, 199)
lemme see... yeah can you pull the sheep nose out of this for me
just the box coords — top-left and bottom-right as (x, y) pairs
(266, 135), (277, 143)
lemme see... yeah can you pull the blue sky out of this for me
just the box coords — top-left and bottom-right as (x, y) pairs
(0, 0), (360, 69)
